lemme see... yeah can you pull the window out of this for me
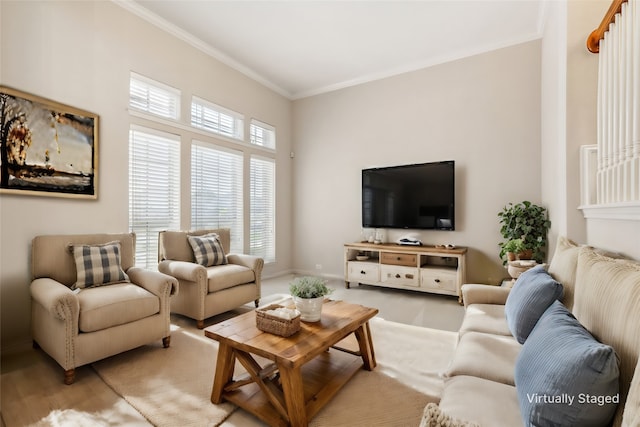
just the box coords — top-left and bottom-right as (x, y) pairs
(191, 142), (243, 253)
(191, 96), (244, 141)
(250, 119), (276, 150)
(250, 156), (275, 262)
(129, 72), (180, 120)
(129, 126), (180, 268)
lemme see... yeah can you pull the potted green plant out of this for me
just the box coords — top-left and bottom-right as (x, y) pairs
(498, 201), (551, 264)
(501, 238), (529, 262)
(289, 276), (333, 322)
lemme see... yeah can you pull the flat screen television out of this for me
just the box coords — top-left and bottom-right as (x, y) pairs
(362, 160), (455, 230)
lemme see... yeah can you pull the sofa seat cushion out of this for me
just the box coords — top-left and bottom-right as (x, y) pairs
(78, 283), (159, 333)
(458, 303), (511, 337)
(207, 264), (256, 293)
(445, 332), (521, 386)
(439, 375), (523, 427)
(515, 300), (619, 427)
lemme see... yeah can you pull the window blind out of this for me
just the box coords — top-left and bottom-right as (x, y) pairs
(191, 142), (243, 253)
(250, 119), (276, 150)
(250, 155), (276, 262)
(129, 72), (180, 120)
(129, 126), (181, 269)
(191, 96), (244, 141)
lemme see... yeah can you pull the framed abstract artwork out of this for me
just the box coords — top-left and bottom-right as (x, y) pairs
(0, 86), (98, 198)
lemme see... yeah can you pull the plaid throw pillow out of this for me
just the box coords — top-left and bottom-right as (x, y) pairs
(187, 233), (228, 267)
(71, 241), (130, 289)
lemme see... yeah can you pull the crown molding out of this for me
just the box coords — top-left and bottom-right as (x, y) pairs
(112, 0), (293, 99)
(291, 32), (543, 100)
(114, 0), (544, 101)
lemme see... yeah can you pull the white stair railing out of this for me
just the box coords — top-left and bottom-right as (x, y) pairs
(589, 0), (640, 206)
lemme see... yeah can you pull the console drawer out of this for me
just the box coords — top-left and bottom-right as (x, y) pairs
(381, 252), (417, 267)
(380, 266), (420, 287)
(348, 262), (379, 283)
(420, 268), (457, 292)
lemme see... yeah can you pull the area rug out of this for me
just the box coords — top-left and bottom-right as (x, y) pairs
(309, 317), (457, 426)
(91, 316), (458, 427)
(92, 326), (234, 427)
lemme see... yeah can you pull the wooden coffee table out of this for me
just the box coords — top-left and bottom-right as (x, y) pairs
(204, 299), (378, 427)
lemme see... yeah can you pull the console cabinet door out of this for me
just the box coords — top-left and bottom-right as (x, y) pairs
(348, 262), (379, 283)
(420, 268), (457, 293)
(380, 266), (420, 287)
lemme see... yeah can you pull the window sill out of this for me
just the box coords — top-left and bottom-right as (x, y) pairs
(579, 202), (640, 221)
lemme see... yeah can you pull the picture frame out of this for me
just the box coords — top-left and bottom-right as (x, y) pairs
(0, 86), (98, 199)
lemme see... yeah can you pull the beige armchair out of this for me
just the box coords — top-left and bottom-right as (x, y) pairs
(30, 233), (178, 384)
(158, 229), (263, 329)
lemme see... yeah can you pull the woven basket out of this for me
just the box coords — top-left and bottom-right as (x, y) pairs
(256, 304), (301, 337)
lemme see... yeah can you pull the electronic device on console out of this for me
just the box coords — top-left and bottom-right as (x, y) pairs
(398, 235), (422, 246)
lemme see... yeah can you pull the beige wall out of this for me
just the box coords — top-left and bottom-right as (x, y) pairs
(565, 0), (603, 240)
(292, 41), (542, 284)
(0, 1), (293, 350)
(540, 0), (568, 252)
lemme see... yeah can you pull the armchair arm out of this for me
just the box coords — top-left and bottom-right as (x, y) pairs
(30, 278), (79, 321)
(158, 260), (207, 283)
(227, 253), (264, 273)
(461, 284), (511, 308)
(127, 267), (179, 298)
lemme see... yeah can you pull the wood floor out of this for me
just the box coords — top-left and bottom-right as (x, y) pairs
(0, 274), (465, 427)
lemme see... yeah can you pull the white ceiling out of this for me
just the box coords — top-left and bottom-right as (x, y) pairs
(121, 0), (545, 100)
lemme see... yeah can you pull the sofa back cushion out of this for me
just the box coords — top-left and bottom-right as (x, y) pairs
(547, 235), (580, 311)
(32, 233), (136, 287)
(505, 265), (563, 344)
(515, 300), (619, 427)
(573, 247), (640, 426)
(159, 229), (231, 262)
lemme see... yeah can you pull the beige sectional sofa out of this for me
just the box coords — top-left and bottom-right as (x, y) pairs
(425, 237), (640, 427)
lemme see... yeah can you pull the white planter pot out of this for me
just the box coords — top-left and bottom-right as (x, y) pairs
(507, 260), (537, 279)
(293, 296), (324, 322)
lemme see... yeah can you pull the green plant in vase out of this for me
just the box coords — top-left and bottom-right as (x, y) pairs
(501, 238), (530, 262)
(289, 276), (333, 322)
(498, 201), (551, 264)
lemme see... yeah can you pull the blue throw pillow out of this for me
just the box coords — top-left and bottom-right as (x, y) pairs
(515, 301), (619, 427)
(504, 265), (563, 343)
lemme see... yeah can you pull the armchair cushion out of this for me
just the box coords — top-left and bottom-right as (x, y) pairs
(187, 233), (227, 267)
(71, 241), (129, 289)
(207, 264), (256, 293)
(78, 283), (159, 333)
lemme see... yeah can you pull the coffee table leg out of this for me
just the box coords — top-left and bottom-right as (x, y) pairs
(211, 342), (235, 404)
(279, 365), (307, 427)
(354, 321), (376, 370)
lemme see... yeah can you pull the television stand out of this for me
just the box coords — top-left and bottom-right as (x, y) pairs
(344, 242), (467, 304)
